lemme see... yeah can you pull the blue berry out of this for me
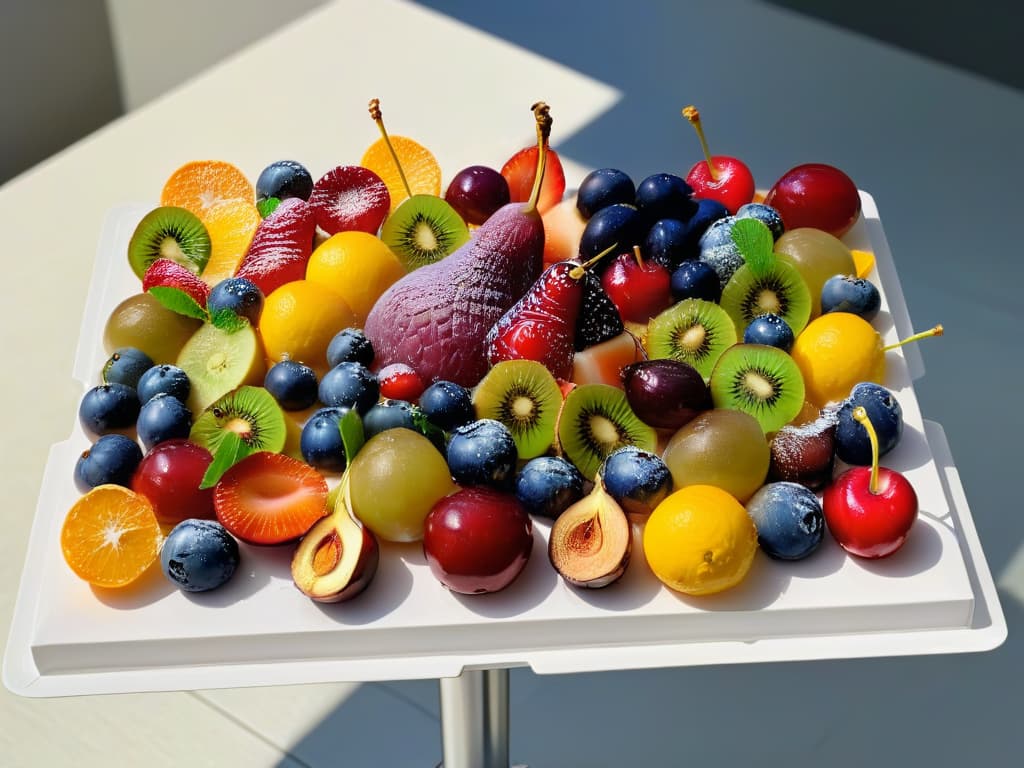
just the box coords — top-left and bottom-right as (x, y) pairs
(102, 348), (153, 388)
(256, 160), (314, 202)
(207, 277), (264, 326)
(744, 313), (795, 352)
(136, 364), (190, 404)
(74, 434), (143, 492)
(579, 203), (642, 263)
(515, 456), (584, 519)
(419, 380), (474, 431)
(736, 202), (785, 240)
(319, 362), (379, 414)
(576, 168), (635, 219)
(326, 328), (374, 368)
(746, 481), (824, 560)
(820, 275), (881, 320)
(644, 218), (689, 269)
(698, 215), (743, 286)
(264, 360), (318, 411)
(681, 197), (729, 253)
(601, 446), (672, 515)
(363, 399), (416, 438)
(670, 260), (721, 303)
(835, 382), (902, 466)
(79, 383), (140, 436)
(635, 173), (697, 224)
(446, 419), (518, 490)
(300, 407), (350, 472)
(160, 519), (240, 592)
(137, 393), (192, 450)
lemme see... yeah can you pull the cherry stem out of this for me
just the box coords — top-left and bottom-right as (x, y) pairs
(568, 242), (618, 280)
(632, 245), (645, 268)
(368, 98), (413, 199)
(882, 324), (944, 352)
(682, 105), (720, 182)
(524, 101), (552, 215)
(852, 406), (881, 495)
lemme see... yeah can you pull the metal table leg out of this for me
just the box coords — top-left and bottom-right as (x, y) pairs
(438, 667), (525, 768)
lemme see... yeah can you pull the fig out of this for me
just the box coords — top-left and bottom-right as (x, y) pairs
(548, 482), (631, 588)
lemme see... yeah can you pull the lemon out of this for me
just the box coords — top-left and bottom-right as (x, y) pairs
(643, 485), (758, 596)
(790, 312), (884, 407)
(305, 231), (405, 324)
(259, 279), (357, 373)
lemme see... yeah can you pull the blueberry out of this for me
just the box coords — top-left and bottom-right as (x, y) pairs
(644, 218), (689, 270)
(446, 419), (518, 490)
(746, 481), (824, 560)
(136, 393), (193, 450)
(300, 407), (350, 472)
(635, 173), (697, 224)
(576, 168), (636, 219)
(160, 519), (240, 592)
(681, 197), (729, 253)
(102, 347), (153, 388)
(326, 328), (374, 368)
(318, 362), (379, 414)
(743, 313), (795, 352)
(264, 360), (318, 411)
(698, 215), (743, 286)
(835, 382), (902, 466)
(79, 383), (140, 436)
(74, 434), (143, 492)
(207, 277), (264, 326)
(515, 456), (584, 519)
(136, 364), (190, 404)
(736, 202), (785, 240)
(255, 160), (314, 202)
(578, 203), (642, 263)
(670, 260), (721, 303)
(820, 275), (881, 320)
(419, 380), (474, 431)
(601, 446), (672, 515)
(363, 398), (417, 436)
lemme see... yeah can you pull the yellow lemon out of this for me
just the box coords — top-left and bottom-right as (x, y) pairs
(305, 232), (405, 325)
(259, 279), (356, 373)
(790, 312), (884, 407)
(643, 485), (758, 596)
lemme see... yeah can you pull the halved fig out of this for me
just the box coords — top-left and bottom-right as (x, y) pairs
(548, 482), (631, 588)
(291, 478), (379, 602)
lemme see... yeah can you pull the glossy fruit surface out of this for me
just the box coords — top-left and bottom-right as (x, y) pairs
(768, 407), (837, 490)
(578, 203), (641, 262)
(686, 156), (755, 214)
(318, 361), (379, 414)
(299, 407), (349, 473)
(670, 259), (721, 303)
(377, 363), (425, 402)
(774, 228), (857, 318)
(361, 134), (441, 213)
(132, 439), (215, 525)
(103, 292), (202, 364)
(419, 380), (475, 431)
(445, 165), (511, 225)
(136, 393), (192, 450)
(790, 312), (884, 407)
(161, 160), (253, 216)
(160, 519), (240, 592)
(306, 231), (405, 325)
(259, 280), (357, 373)
(207, 277), (264, 327)
(736, 202), (784, 240)
(234, 197), (318, 296)
(601, 250), (673, 324)
(745, 481), (824, 560)
(200, 199), (261, 284)
(620, 358), (710, 431)
(327, 328), (374, 368)
(743, 314), (795, 352)
(764, 163), (861, 237)
(635, 173), (697, 223)
(79, 383), (140, 437)
(576, 168), (635, 219)
(501, 146), (565, 214)
(446, 419), (518, 490)
(255, 160), (314, 203)
(264, 360), (319, 411)
(644, 218), (689, 269)
(423, 487), (533, 594)
(820, 275), (881, 320)
(136, 364), (190, 405)
(823, 466), (917, 558)
(102, 348), (153, 388)
(601, 446), (672, 515)
(515, 455), (585, 519)
(74, 434), (143, 492)
(834, 382), (902, 465)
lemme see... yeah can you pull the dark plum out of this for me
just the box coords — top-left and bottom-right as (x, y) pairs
(136, 364), (190, 404)
(743, 313), (795, 352)
(669, 260), (721, 303)
(256, 160), (314, 203)
(621, 359), (710, 430)
(102, 347), (153, 388)
(264, 359), (319, 411)
(160, 518), (241, 592)
(318, 361), (379, 415)
(576, 168), (635, 219)
(444, 165), (510, 226)
(515, 456), (585, 519)
(820, 275), (881, 320)
(446, 419), (518, 490)
(578, 203), (642, 263)
(74, 434), (143, 492)
(835, 383), (902, 465)
(300, 406), (350, 473)
(326, 328), (374, 368)
(635, 173), (697, 224)
(79, 383), (140, 436)
(746, 482), (824, 560)
(136, 393), (193, 450)
(736, 202), (785, 240)
(601, 446), (672, 516)
(418, 380), (474, 431)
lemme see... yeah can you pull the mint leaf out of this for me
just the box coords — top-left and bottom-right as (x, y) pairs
(339, 409), (365, 466)
(148, 286), (209, 322)
(199, 432), (249, 489)
(730, 218), (775, 279)
(257, 197), (281, 218)
(210, 307), (249, 334)
(411, 407), (446, 447)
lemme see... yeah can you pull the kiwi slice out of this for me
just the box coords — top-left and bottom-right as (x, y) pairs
(557, 384), (656, 479)
(472, 360), (561, 459)
(646, 299), (737, 380)
(176, 322), (266, 414)
(709, 343), (806, 434)
(720, 261), (811, 337)
(128, 206), (211, 280)
(380, 194), (469, 271)
(190, 385), (287, 486)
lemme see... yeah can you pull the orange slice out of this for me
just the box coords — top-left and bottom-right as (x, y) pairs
(161, 160), (254, 216)
(360, 136), (441, 213)
(201, 199), (261, 284)
(60, 485), (162, 588)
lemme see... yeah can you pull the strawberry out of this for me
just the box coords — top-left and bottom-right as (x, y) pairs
(142, 258), (210, 320)
(235, 197), (317, 296)
(309, 165), (390, 236)
(501, 146), (565, 215)
(214, 452), (328, 545)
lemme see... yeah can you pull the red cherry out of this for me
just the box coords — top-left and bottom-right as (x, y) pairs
(763, 163), (861, 237)
(601, 247), (673, 324)
(822, 467), (917, 558)
(501, 146), (566, 214)
(377, 362), (425, 401)
(682, 106), (755, 214)
(131, 439), (215, 525)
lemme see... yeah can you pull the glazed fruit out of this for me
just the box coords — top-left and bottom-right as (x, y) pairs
(264, 360), (319, 411)
(255, 160), (314, 204)
(773, 228), (857, 318)
(745, 481), (824, 560)
(326, 328), (374, 368)
(601, 247), (673, 324)
(790, 312), (884, 407)
(376, 363), (425, 402)
(601, 446), (672, 516)
(318, 362), (380, 415)
(160, 160), (253, 216)
(670, 260), (721, 304)
(548, 482), (631, 588)
(362, 99), (442, 213)
(143, 258), (211, 318)
(74, 434), (143, 492)
(644, 218), (690, 269)
(132, 439), (215, 525)
(200, 199), (262, 284)
(764, 163), (861, 238)
(380, 194), (470, 271)
(445, 165), (511, 225)
(501, 143), (565, 215)
(578, 203), (642, 263)
(79, 383), (140, 437)
(514, 456), (585, 519)
(299, 407), (349, 473)
(681, 106), (755, 215)
(235, 197), (318, 296)
(620, 358), (710, 431)
(419, 380), (475, 432)
(768, 406), (837, 490)
(736, 202), (784, 240)
(161, 519), (240, 592)
(259, 280), (357, 374)
(176, 321), (265, 414)
(634, 173), (697, 223)
(570, 331), (644, 387)
(743, 314), (795, 352)
(306, 231), (405, 324)
(697, 216), (744, 287)
(206, 277), (264, 329)
(446, 419), (519, 490)
(574, 268), (625, 351)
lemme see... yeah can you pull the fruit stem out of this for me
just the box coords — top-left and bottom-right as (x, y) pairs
(633, 245), (645, 268)
(682, 105), (720, 181)
(882, 324), (944, 352)
(569, 242), (619, 280)
(368, 98), (413, 199)
(524, 101), (552, 215)
(852, 406), (881, 495)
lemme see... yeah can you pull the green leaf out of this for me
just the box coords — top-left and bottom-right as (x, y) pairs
(209, 307), (249, 334)
(730, 218), (775, 279)
(148, 286), (209, 322)
(199, 432), (250, 489)
(411, 407), (446, 447)
(257, 197), (282, 218)
(339, 409), (365, 466)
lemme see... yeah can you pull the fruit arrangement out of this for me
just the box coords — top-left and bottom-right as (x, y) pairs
(61, 100), (944, 609)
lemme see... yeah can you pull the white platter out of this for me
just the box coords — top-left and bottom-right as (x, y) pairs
(3, 193), (1007, 697)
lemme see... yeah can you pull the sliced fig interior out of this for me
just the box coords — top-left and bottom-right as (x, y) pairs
(548, 483), (631, 588)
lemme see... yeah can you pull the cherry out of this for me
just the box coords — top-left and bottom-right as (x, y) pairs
(822, 407), (917, 558)
(601, 246), (673, 324)
(764, 163), (861, 237)
(377, 362), (425, 401)
(131, 439), (215, 525)
(682, 106), (755, 215)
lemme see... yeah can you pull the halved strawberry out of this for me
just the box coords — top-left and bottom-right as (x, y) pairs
(501, 146), (566, 215)
(214, 452), (328, 545)
(143, 258), (210, 320)
(309, 165), (390, 235)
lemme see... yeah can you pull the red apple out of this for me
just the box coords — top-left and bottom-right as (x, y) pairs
(132, 439), (215, 525)
(822, 466), (917, 558)
(423, 487), (533, 594)
(601, 247), (672, 324)
(764, 163), (861, 237)
(682, 105), (755, 214)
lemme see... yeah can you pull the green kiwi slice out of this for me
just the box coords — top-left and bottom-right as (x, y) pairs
(190, 385), (287, 487)
(557, 384), (656, 479)
(709, 344), (805, 434)
(380, 194), (469, 271)
(128, 206), (211, 280)
(472, 360), (561, 459)
(646, 299), (737, 380)
(719, 261), (811, 337)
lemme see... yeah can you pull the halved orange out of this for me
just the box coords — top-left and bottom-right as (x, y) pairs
(200, 198), (261, 284)
(60, 485), (162, 588)
(161, 160), (254, 216)
(360, 136), (441, 213)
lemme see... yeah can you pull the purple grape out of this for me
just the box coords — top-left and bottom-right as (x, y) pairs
(444, 165), (510, 226)
(621, 359), (711, 430)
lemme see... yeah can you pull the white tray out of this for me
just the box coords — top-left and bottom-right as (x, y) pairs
(3, 194), (1006, 697)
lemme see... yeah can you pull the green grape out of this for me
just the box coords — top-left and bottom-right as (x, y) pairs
(103, 292), (202, 364)
(774, 228), (857, 318)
